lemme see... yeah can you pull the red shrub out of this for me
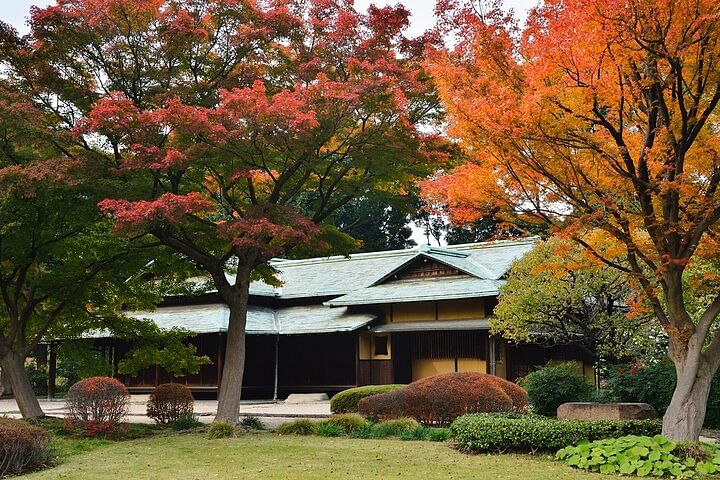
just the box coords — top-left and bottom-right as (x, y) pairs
(65, 377), (129, 436)
(0, 418), (51, 477)
(358, 388), (408, 421)
(147, 383), (195, 424)
(359, 372), (528, 426)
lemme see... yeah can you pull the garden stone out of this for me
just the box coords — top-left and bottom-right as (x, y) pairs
(557, 402), (658, 420)
(285, 393), (329, 404)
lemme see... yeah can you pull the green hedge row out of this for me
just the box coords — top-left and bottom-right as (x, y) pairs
(330, 385), (405, 413)
(449, 413), (661, 453)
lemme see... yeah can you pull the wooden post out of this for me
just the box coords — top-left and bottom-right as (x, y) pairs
(272, 334), (279, 401)
(216, 333), (223, 389)
(48, 345), (57, 400)
(355, 333), (360, 387)
(488, 336), (496, 376)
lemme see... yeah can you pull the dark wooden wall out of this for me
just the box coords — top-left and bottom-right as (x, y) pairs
(277, 333), (357, 397)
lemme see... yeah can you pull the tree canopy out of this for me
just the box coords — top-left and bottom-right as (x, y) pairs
(1, 0), (450, 422)
(0, 80), (206, 418)
(493, 239), (648, 362)
(424, 0), (720, 440)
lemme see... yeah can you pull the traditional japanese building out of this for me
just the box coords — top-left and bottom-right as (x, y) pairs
(98, 237), (593, 398)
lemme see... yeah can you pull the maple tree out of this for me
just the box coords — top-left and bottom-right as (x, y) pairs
(425, 0), (720, 439)
(4, 0), (448, 422)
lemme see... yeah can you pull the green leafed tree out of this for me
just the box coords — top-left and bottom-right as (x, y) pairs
(0, 80), (207, 418)
(331, 195), (417, 252)
(493, 239), (649, 363)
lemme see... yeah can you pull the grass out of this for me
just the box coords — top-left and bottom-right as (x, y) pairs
(23, 431), (631, 480)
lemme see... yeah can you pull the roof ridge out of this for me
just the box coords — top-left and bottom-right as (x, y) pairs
(267, 236), (539, 267)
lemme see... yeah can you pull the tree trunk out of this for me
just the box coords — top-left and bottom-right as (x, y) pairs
(662, 356), (714, 441)
(0, 368), (11, 397)
(214, 275), (250, 424)
(0, 353), (44, 419)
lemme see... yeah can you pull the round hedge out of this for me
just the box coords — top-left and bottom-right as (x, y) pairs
(330, 384), (405, 413)
(66, 377), (129, 427)
(359, 372), (528, 426)
(147, 383), (195, 425)
(521, 363), (593, 416)
(0, 418), (51, 477)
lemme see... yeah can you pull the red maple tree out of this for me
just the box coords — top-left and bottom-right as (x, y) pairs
(2, 0), (448, 421)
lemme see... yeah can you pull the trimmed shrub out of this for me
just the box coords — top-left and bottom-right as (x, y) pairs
(207, 421), (235, 439)
(146, 383), (194, 425)
(330, 385), (405, 414)
(324, 413), (370, 434)
(0, 418), (52, 477)
(358, 388), (408, 421)
(521, 363), (593, 416)
(239, 416), (264, 430)
(171, 413), (202, 431)
(449, 413), (661, 453)
(359, 372), (528, 426)
(556, 435), (720, 477)
(65, 377), (129, 437)
(276, 419), (316, 436)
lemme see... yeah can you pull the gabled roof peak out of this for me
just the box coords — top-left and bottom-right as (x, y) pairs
(417, 244), (470, 258)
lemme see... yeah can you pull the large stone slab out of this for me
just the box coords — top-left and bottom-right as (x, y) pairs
(557, 402), (658, 420)
(284, 393), (329, 404)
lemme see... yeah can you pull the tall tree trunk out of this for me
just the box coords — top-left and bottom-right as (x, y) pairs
(214, 274), (250, 424)
(0, 352), (44, 419)
(0, 368), (11, 397)
(662, 345), (715, 441)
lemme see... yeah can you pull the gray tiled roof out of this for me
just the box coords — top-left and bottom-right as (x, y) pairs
(325, 276), (505, 306)
(127, 238), (536, 336)
(123, 304), (375, 335)
(249, 237), (538, 299)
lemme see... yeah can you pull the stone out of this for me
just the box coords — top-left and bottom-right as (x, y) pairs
(284, 393), (329, 404)
(556, 402), (658, 421)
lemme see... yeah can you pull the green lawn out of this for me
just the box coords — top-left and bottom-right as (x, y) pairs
(23, 432), (629, 480)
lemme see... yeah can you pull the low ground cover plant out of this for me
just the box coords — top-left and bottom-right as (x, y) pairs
(521, 363), (594, 416)
(314, 422), (344, 437)
(207, 422), (235, 439)
(170, 413), (202, 431)
(146, 383), (194, 425)
(239, 416), (265, 430)
(450, 413), (661, 453)
(359, 372), (528, 426)
(556, 435), (720, 477)
(276, 419), (315, 436)
(276, 416), (449, 442)
(64, 377), (130, 438)
(0, 418), (52, 477)
(318, 414), (370, 434)
(330, 385), (405, 414)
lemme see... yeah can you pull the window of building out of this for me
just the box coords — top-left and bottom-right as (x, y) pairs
(374, 335), (389, 356)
